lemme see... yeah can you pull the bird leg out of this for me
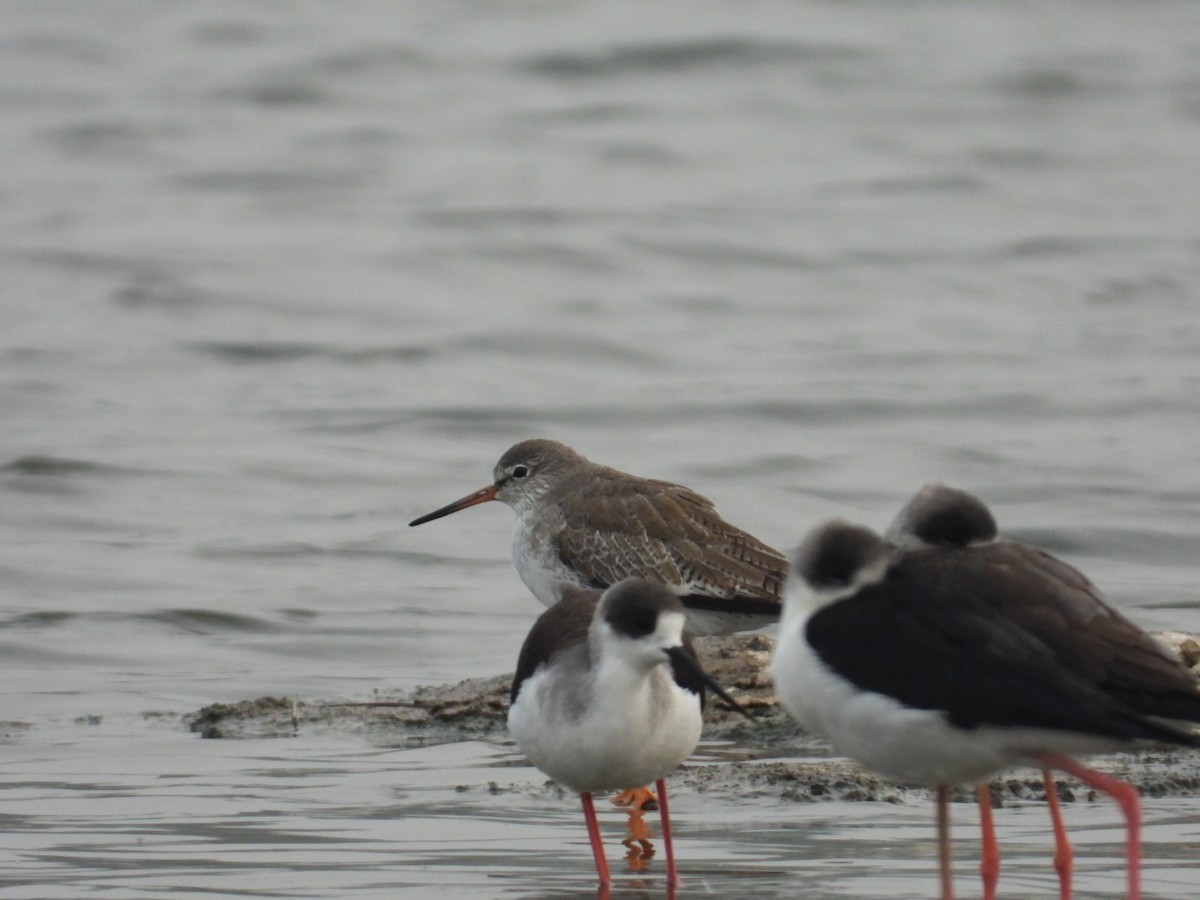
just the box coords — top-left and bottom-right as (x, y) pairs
(610, 785), (657, 810)
(1042, 769), (1073, 900)
(580, 792), (612, 886)
(655, 778), (679, 887)
(975, 782), (999, 900)
(937, 784), (955, 900)
(1036, 754), (1139, 900)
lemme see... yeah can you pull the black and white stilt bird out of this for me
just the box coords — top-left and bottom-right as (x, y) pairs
(772, 486), (1200, 900)
(508, 578), (752, 887)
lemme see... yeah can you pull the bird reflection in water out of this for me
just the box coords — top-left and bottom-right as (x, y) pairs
(621, 803), (655, 871)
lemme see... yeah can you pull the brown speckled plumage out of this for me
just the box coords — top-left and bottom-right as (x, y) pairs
(411, 439), (786, 634)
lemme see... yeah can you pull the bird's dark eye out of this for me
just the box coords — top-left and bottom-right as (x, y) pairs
(512, 465), (529, 478)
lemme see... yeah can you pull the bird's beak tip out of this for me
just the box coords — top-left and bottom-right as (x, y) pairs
(409, 484), (499, 527)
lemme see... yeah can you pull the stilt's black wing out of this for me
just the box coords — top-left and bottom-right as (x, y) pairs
(806, 564), (1198, 746)
(510, 588), (599, 705)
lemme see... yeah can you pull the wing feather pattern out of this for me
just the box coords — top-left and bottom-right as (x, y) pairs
(550, 469), (785, 610)
(806, 558), (1200, 744)
(913, 544), (1200, 722)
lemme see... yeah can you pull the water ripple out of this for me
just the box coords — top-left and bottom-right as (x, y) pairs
(136, 608), (281, 635)
(521, 36), (866, 78)
(184, 341), (432, 365)
(1, 456), (139, 478)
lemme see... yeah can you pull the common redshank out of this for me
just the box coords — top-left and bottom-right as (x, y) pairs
(410, 439), (786, 636)
(507, 578), (752, 887)
(771, 502), (1200, 900)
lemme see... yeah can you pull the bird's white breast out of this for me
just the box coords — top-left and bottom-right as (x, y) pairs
(511, 507), (589, 607)
(508, 654), (702, 794)
(769, 614), (1106, 786)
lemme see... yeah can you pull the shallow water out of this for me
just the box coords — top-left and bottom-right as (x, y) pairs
(3, 0), (1200, 897)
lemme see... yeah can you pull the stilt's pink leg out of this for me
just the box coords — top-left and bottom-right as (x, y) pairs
(937, 784), (955, 900)
(580, 792), (611, 886)
(1043, 769), (1073, 900)
(655, 778), (679, 887)
(976, 783), (999, 900)
(1037, 754), (1139, 900)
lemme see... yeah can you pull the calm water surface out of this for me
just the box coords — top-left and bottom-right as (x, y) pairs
(2, 1), (1199, 897)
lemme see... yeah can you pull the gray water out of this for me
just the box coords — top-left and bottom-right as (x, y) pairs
(3, 1), (1200, 897)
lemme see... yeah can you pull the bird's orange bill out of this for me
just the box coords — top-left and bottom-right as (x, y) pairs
(409, 484), (498, 526)
(666, 647), (754, 720)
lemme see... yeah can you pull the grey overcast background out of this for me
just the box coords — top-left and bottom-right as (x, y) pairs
(3, 2), (1199, 898)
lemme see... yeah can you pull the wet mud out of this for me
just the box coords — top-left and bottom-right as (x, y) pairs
(186, 631), (1200, 802)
